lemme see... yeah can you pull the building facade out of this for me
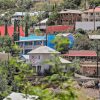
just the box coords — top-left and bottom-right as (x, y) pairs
(16, 35), (46, 54)
(28, 46), (71, 75)
(28, 46), (60, 75)
(63, 50), (100, 76)
(82, 6), (100, 22)
(57, 10), (82, 25)
(75, 21), (100, 30)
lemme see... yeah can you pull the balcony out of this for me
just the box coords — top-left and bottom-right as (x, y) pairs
(20, 45), (41, 50)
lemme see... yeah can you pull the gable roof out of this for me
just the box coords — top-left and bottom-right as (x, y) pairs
(59, 9), (82, 14)
(63, 50), (97, 57)
(59, 57), (71, 64)
(28, 46), (60, 54)
(0, 25), (25, 37)
(84, 6), (100, 13)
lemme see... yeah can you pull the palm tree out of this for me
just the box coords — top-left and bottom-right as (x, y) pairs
(4, 19), (8, 36)
(24, 13), (30, 37)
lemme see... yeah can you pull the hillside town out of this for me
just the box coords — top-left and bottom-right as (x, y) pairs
(0, 0), (100, 100)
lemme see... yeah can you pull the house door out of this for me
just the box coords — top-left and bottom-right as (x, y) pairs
(37, 66), (41, 75)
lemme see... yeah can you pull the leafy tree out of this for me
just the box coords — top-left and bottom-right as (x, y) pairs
(13, 20), (20, 41)
(88, 0), (100, 6)
(44, 55), (62, 75)
(0, 58), (33, 99)
(28, 86), (55, 100)
(0, 72), (11, 99)
(62, 0), (82, 9)
(24, 13), (30, 37)
(53, 36), (70, 53)
(73, 33), (93, 50)
(0, 0), (16, 9)
(13, 61), (33, 98)
(75, 28), (86, 35)
(4, 19), (8, 36)
(0, 35), (12, 52)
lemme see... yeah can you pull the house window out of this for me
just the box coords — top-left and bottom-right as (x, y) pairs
(96, 13), (99, 15)
(90, 13), (93, 15)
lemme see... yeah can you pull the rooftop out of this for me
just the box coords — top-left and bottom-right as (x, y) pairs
(59, 9), (83, 14)
(46, 25), (73, 33)
(89, 35), (100, 40)
(28, 46), (60, 54)
(39, 18), (48, 24)
(84, 6), (100, 13)
(3, 92), (38, 100)
(59, 57), (71, 64)
(63, 50), (97, 57)
(13, 11), (44, 17)
(17, 34), (46, 42)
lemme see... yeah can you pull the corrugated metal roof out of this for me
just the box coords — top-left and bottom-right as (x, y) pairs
(64, 50), (97, 57)
(46, 25), (73, 33)
(19, 34), (46, 42)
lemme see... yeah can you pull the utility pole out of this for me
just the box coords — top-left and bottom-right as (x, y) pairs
(93, 5), (95, 31)
(46, 20), (48, 46)
(96, 40), (99, 77)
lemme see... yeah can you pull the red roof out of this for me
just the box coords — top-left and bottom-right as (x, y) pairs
(84, 6), (100, 13)
(0, 25), (25, 37)
(63, 50), (97, 57)
(46, 25), (73, 33)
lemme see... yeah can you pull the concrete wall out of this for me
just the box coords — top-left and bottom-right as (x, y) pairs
(29, 53), (57, 73)
(75, 21), (100, 30)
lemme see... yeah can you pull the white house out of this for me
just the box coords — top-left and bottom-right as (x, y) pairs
(75, 21), (100, 30)
(28, 46), (71, 74)
(11, 11), (44, 24)
(36, 18), (48, 30)
(3, 92), (38, 100)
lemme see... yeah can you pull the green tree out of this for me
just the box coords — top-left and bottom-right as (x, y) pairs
(28, 86), (55, 100)
(88, 0), (100, 6)
(0, 58), (33, 99)
(14, 61), (33, 98)
(44, 55), (62, 75)
(53, 36), (70, 53)
(73, 33), (93, 50)
(62, 0), (82, 9)
(13, 20), (19, 42)
(0, 72), (11, 99)
(4, 19), (8, 36)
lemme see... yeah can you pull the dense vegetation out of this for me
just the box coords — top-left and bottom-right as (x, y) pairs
(0, 0), (99, 99)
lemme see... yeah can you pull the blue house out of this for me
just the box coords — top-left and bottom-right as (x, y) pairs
(16, 34), (55, 54)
